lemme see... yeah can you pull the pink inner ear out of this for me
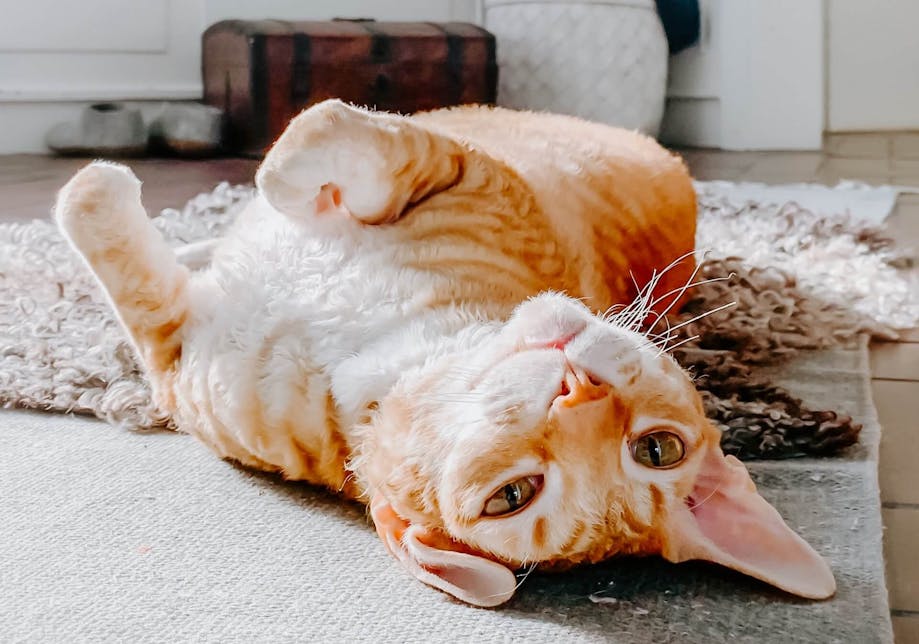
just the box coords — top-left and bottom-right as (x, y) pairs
(401, 526), (518, 607)
(370, 494), (518, 607)
(663, 450), (836, 600)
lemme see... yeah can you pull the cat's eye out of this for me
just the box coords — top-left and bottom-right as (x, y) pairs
(630, 431), (685, 468)
(482, 475), (543, 517)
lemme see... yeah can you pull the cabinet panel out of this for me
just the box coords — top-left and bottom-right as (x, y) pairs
(0, 0), (168, 53)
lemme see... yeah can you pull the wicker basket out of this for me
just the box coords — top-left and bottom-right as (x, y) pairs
(482, 0), (668, 136)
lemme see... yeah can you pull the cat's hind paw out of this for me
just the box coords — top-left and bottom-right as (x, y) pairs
(257, 99), (465, 226)
(256, 100), (397, 224)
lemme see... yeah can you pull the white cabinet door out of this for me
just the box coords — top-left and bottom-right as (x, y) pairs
(661, 0), (824, 150)
(0, 0), (204, 102)
(828, 0), (919, 131)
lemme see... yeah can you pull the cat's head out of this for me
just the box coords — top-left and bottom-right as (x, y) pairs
(359, 292), (835, 607)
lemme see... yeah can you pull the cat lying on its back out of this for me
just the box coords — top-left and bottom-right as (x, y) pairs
(55, 99), (834, 606)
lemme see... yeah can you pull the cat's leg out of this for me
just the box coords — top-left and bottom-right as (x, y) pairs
(175, 239), (218, 270)
(55, 161), (189, 374)
(256, 99), (466, 225)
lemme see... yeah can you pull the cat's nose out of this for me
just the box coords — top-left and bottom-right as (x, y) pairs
(556, 366), (610, 407)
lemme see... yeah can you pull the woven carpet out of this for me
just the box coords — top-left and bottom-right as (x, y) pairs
(0, 180), (915, 642)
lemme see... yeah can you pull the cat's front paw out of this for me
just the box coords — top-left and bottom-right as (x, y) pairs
(55, 161), (146, 252)
(56, 161), (140, 224)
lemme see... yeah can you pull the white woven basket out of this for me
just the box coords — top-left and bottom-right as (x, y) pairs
(482, 0), (668, 136)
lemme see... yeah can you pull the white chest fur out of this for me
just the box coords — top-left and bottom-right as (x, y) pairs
(173, 196), (496, 475)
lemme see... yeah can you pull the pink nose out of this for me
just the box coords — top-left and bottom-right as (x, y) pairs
(556, 366), (611, 407)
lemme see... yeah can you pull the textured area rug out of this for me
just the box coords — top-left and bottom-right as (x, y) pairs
(1, 181), (915, 643)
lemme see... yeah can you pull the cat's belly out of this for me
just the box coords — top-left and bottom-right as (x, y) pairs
(170, 199), (511, 492)
(171, 315), (358, 493)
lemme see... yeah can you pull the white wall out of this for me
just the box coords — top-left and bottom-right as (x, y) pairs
(204, 0), (476, 23)
(827, 0), (919, 131)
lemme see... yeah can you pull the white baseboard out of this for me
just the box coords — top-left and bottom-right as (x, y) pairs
(1, 85), (202, 103)
(660, 94), (823, 151)
(659, 98), (722, 149)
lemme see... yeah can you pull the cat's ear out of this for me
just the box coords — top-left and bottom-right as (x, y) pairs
(370, 494), (517, 607)
(661, 447), (836, 599)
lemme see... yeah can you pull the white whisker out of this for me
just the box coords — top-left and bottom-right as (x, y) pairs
(513, 561), (539, 592)
(645, 261), (707, 331)
(687, 479), (723, 512)
(607, 251), (709, 333)
(657, 334), (700, 357)
(660, 301), (737, 336)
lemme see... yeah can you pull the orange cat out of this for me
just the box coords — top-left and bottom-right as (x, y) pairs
(55, 99), (834, 607)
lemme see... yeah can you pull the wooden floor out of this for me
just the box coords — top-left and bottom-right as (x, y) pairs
(0, 155), (258, 224)
(2, 136), (918, 642)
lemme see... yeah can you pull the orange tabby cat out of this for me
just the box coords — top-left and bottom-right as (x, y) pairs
(55, 99), (834, 607)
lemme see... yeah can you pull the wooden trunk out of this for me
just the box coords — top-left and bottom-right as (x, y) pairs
(202, 19), (498, 157)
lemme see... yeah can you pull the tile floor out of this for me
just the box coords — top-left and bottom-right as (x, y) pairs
(1, 133), (917, 642)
